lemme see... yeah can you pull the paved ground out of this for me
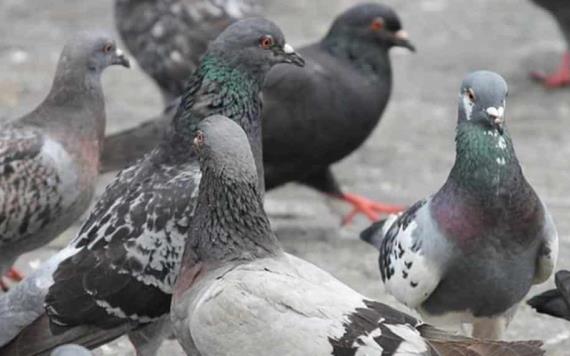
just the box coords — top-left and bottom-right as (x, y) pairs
(1, 0), (570, 354)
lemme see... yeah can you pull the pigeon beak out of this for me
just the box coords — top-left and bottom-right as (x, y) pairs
(486, 106), (505, 134)
(277, 43), (305, 67)
(112, 48), (131, 68)
(392, 30), (416, 52)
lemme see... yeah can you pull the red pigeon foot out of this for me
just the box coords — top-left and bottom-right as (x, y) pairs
(338, 193), (403, 226)
(531, 52), (570, 88)
(0, 267), (24, 291)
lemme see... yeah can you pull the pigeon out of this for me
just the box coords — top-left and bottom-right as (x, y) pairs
(0, 33), (129, 291)
(102, 3), (415, 224)
(360, 71), (558, 340)
(171, 114), (545, 356)
(115, 0), (262, 104)
(262, 3), (414, 224)
(530, 0), (570, 88)
(528, 270), (570, 321)
(0, 18), (303, 356)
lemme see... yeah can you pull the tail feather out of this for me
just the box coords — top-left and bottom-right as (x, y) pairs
(526, 270), (570, 321)
(420, 326), (544, 356)
(0, 313), (132, 356)
(101, 101), (177, 173)
(527, 288), (570, 320)
(360, 214), (397, 249)
(554, 270), (570, 310)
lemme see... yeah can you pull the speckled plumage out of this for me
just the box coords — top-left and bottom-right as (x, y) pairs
(361, 71), (558, 339)
(115, 0), (262, 103)
(171, 115), (545, 356)
(0, 19), (303, 355)
(0, 33), (129, 283)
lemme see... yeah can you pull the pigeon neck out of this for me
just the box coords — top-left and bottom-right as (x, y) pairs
(321, 36), (392, 78)
(432, 122), (543, 247)
(186, 165), (282, 265)
(35, 63), (105, 140)
(47, 61), (105, 107)
(166, 55), (265, 190)
(445, 122), (525, 197)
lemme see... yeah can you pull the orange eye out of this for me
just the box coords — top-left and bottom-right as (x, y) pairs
(370, 18), (384, 31)
(259, 35), (274, 49)
(467, 88), (476, 102)
(103, 43), (114, 54)
(193, 131), (205, 147)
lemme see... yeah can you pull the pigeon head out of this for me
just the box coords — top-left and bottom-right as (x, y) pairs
(194, 115), (258, 183)
(325, 3), (415, 52)
(207, 18), (305, 76)
(61, 32), (130, 74)
(458, 71), (508, 135)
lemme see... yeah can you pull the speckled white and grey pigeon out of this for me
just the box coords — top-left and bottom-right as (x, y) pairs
(530, 0), (570, 88)
(171, 114), (545, 356)
(360, 71), (558, 340)
(0, 33), (129, 291)
(115, 0), (262, 104)
(0, 18), (303, 356)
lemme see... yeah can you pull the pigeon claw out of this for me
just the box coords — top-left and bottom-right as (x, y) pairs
(530, 52), (570, 88)
(6, 267), (23, 282)
(339, 193), (403, 226)
(0, 267), (24, 291)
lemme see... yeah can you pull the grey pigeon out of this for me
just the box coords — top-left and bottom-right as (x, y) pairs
(530, 0), (570, 87)
(360, 71), (558, 339)
(102, 3), (414, 224)
(51, 344), (92, 356)
(528, 270), (570, 321)
(115, 0), (262, 104)
(0, 18), (303, 356)
(171, 115), (545, 356)
(0, 33), (129, 291)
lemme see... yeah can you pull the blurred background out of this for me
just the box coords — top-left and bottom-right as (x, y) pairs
(0, 0), (569, 354)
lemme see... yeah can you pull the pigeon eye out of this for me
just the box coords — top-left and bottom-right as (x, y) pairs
(466, 88), (476, 102)
(370, 18), (384, 31)
(259, 35), (274, 49)
(194, 131), (205, 147)
(103, 44), (114, 54)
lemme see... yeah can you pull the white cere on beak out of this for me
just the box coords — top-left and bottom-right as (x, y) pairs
(486, 106), (504, 124)
(115, 48), (124, 57)
(283, 43), (295, 54)
(395, 30), (409, 40)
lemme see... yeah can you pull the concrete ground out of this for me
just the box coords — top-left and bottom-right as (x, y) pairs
(0, 0), (569, 354)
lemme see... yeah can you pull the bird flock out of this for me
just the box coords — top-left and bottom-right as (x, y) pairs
(0, 1), (567, 355)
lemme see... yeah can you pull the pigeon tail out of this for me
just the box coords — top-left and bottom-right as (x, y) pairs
(0, 313), (131, 356)
(526, 270), (570, 321)
(101, 119), (164, 173)
(359, 214), (398, 249)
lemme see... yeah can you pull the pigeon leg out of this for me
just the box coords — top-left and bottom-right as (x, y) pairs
(531, 52), (570, 88)
(338, 193), (403, 225)
(6, 267), (23, 282)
